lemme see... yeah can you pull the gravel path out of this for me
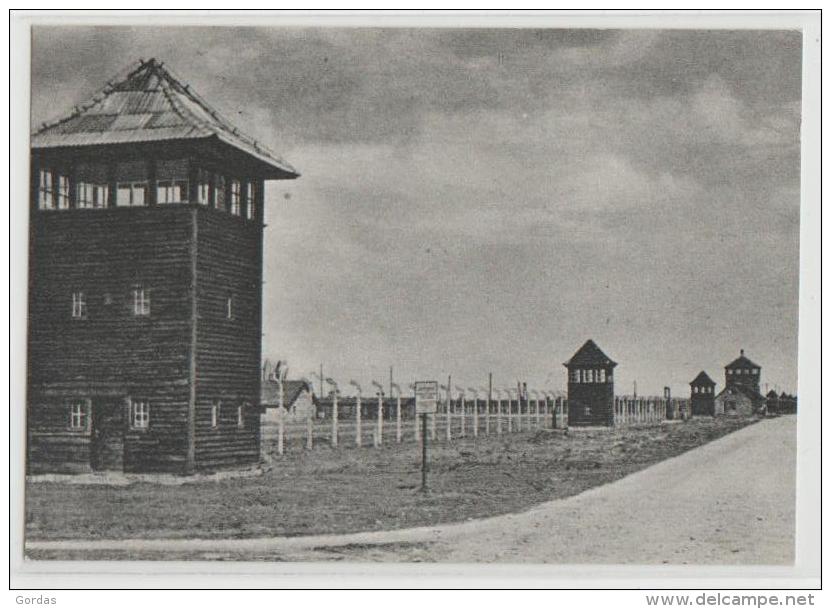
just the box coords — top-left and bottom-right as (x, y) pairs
(26, 416), (795, 563)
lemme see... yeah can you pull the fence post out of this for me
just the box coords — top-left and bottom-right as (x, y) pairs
(460, 396), (466, 437)
(306, 413), (313, 450)
(332, 393), (339, 447)
(535, 395), (540, 428)
(277, 409), (284, 456)
(356, 395), (362, 447)
(496, 392), (503, 435)
(376, 393), (383, 448)
(473, 395), (479, 437)
(396, 393), (402, 443)
(485, 394), (491, 435)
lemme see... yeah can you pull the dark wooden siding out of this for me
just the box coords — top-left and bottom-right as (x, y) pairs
(27, 206), (194, 473)
(567, 381), (614, 426)
(193, 204), (263, 470)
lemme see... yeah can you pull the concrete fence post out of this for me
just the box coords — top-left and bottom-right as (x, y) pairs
(277, 409), (285, 456)
(306, 414), (313, 450)
(332, 393), (339, 447)
(396, 393), (402, 443)
(376, 393), (383, 448)
(356, 396), (362, 447)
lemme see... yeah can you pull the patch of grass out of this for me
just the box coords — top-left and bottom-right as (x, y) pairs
(25, 416), (758, 542)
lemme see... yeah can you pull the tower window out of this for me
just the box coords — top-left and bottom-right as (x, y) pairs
(196, 169), (210, 205)
(130, 398), (150, 429)
(156, 179), (188, 204)
(213, 174), (226, 210)
(230, 180), (242, 215)
(71, 291), (87, 319)
(237, 404), (244, 428)
(571, 369), (580, 383)
(225, 294), (234, 319)
(68, 399), (90, 431)
(132, 287), (150, 316)
(77, 182), (109, 208)
(116, 182), (148, 207)
(56, 175), (71, 209)
(38, 168), (54, 209)
(245, 182), (256, 220)
(211, 401), (219, 429)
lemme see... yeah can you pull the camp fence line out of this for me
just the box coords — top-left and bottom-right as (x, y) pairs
(262, 389), (690, 456)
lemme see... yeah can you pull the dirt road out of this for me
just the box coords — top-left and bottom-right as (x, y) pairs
(26, 416), (795, 563)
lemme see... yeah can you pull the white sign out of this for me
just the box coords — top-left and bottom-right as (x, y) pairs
(414, 381), (439, 414)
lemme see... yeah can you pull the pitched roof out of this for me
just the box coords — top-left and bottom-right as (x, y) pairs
(261, 379), (312, 407)
(725, 350), (760, 370)
(690, 370), (716, 386)
(563, 339), (617, 368)
(31, 58), (298, 179)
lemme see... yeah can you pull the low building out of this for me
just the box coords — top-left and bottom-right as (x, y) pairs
(714, 384), (766, 416)
(260, 380), (315, 422)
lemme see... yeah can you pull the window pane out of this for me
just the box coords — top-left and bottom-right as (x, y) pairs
(132, 184), (146, 206)
(117, 185), (132, 206)
(38, 169), (54, 209)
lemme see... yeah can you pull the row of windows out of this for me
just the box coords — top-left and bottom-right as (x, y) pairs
(570, 369), (611, 384)
(692, 386), (713, 394)
(70, 289), (234, 320)
(67, 399), (248, 431)
(728, 368), (760, 376)
(37, 167), (258, 220)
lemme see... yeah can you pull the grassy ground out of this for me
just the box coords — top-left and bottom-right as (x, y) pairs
(25, 416), (757, 542)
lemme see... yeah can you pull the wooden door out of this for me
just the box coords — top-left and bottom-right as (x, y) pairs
(91, 398), (125, 471)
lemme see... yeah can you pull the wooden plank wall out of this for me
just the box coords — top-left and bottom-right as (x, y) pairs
(27, 207), (194, 473)
(193, 205), (263, 470)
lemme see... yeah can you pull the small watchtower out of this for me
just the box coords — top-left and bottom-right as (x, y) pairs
(564, 339), (616, 426)
(689, 371), (716, 417)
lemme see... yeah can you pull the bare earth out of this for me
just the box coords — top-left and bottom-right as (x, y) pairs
(26, 416), (794, 563)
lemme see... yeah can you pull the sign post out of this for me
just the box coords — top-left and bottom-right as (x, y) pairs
(414, 380), (439, 493)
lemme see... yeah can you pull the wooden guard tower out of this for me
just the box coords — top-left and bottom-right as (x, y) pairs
(689, 371), (716, 417)
(564, 339), (617, 426)
(27, 59), (299, 474)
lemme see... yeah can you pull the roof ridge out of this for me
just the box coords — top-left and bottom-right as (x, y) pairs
(33, 59), (146, 135)
(154, 61), (294, 170)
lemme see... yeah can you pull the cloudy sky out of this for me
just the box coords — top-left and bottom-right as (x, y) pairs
(31, 26), (802, 396)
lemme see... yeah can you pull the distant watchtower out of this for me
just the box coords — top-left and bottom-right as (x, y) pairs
(689, 371), (716, 417)
(564, 339), (616, 426)
(27, 59), (299, 474)
(724, 349), (761, 395)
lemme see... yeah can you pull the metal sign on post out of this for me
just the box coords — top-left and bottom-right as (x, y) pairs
(414, 380), (438, 492)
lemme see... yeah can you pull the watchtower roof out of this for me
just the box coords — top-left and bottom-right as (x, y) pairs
(725, 349), (760, 370)
(690, 371), (716, 386)
(563, 339), (617, 368)
(31, 58), (298, 179)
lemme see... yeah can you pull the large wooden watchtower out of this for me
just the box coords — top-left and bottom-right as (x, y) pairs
(564, 339), (617, 426)
(27, 59), (299, 474)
